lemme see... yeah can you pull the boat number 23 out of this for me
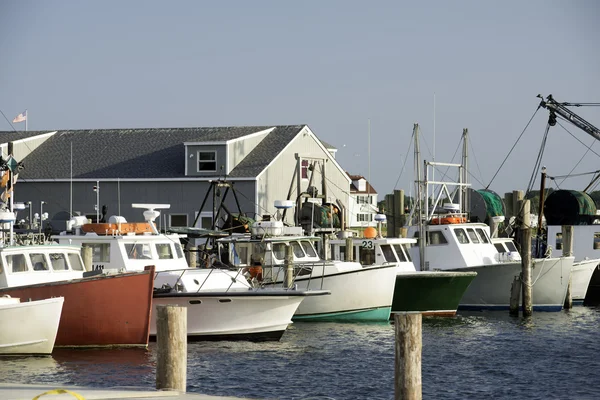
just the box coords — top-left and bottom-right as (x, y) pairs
(361, 240), (373, 249)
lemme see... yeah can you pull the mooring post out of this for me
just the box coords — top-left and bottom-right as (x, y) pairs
(345, 237), (354, 261)
(509, 275), (521, 316)
(519, 199), (533, 316)
(562, 225), (574, 309)
(156, 305), (187, 392)
(394, 312), (422, 400)
(285, 244), (294, 288)
(186, 244), (197, 269)
(82, 246), (93, 271)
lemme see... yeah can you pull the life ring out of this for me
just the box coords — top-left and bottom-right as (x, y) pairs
(430, 216), (466, 225)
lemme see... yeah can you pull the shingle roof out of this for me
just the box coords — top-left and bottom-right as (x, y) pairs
(0, 125), (305, 179)
(347, 173), (378, 194)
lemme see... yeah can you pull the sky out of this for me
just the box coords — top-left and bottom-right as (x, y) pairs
(1, 0), (599, 199)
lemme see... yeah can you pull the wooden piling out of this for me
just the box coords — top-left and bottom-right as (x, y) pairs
(156, 305), (187, 392)
(187, 245), (197, 269)
(82, 246), (93, 271)
(509, 276), (521, 316)
(562, 225), (574, 309)
(345, 237), (354, 261)
(285, 244), (294, 288)
(394, 312), (422, 400)
(519, 199), (533, 317)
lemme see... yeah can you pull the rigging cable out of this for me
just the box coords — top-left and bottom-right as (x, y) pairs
(485, 105), (541, 190)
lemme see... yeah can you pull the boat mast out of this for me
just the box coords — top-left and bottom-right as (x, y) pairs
(414, 123), (427, 271)
(461, 128), (469, 217)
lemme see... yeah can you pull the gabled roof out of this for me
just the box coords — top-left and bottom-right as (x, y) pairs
(0, 125), (306, 179)
(346, 173), (378, 194)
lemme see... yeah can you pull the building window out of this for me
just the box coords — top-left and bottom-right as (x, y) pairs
(301, 160), (309, 179)
(170, 214), (188, 228)
(356, 195), (372, 204)
(198, 151), (217, 172)
(357, 213), (372, 222)
(195, 212), (213, 229)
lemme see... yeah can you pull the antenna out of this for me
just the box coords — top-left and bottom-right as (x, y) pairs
(132, 203), (171, 234)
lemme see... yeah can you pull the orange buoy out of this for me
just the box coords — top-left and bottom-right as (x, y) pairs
(363, 226), (378, 239)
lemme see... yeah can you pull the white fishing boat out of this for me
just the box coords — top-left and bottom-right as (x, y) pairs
(215, 219), (397, 321)
(53, 204), (329, 341)
(0, 295), (64, 355)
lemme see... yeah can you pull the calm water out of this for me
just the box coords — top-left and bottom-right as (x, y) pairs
(3, 307), (600, 399)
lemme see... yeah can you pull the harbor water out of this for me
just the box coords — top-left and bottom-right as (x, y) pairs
(2, 307), (600, 399)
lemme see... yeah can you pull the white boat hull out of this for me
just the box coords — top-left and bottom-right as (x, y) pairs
(455, 257), (573, 311)
(289, 264), (397, 320)
(0, 297), (64, 355)
(149, 291), (307, 341)
(571, 258), (600, 303)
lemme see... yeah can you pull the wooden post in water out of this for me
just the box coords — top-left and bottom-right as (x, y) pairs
(345, 237), (354, 261)
(285, 244), (294, 288)
(519, 199), (533, 316)
(562, 225), (574, 309)
(187, 245), (197, 269)
(82, 246), (93, 271)
(156, 305), (187, 392)
(394, 312), (422, 400)
(509, 276), (521, 316)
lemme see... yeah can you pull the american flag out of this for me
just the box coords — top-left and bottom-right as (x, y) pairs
(12, 110), (27, 123)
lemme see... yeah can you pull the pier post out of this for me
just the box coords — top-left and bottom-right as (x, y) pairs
(562, 225), (574, 309)
(394, 312), (422, 400)
(82, 246), (93, 271)
(186, 244), (197, 269)
(509, 276), (521, 316)
(345, 237), (354, 261)
(519, 199), (533, 317)
(156, 305), (187, 392)
(285, 244), (294, 288)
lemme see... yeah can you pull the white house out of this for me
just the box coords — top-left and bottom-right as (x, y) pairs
(347, 173), (378, 228)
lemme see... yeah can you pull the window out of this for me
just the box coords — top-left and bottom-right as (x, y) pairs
(594, 233), (600, 250)
(555, 233), (562, 250)
(170, 214), (188, 228)
(402, 244), (412, 261)
(198, 151), (217, 172)
(7, 254), (28, 273)
(476, 228), (490, 243)
(454, 228), (469, 244)
(356, 195), (373, 204)
(174, 243), (185, 259)
(195, 212), (213, 229)
(493, 243), (506, 253)
(357, 213), (372, 222)
(84, 243), (110, 262)
(393, 244), (408, 262)
(300, 241), (317, 257)
(125, 243), (152, 260)
(428, 231), (448, 245)
(68, 253), (84, 271)
(301, 160), (309, 179)
(156, 243), (174, 259)
(466, 228), (480, 243)
(505, 241), (518, 252)
(380, 244), (397, 263)
(30, 253), (49, 271)
(273, 243), (286, 260)
(50, 253), (68, 271)
(292, 242), (306, 258)
(359, 247), (376, 266)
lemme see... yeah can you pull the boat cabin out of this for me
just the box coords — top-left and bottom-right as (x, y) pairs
(0, 244), (86, 289)
(329, 236), (416, 272)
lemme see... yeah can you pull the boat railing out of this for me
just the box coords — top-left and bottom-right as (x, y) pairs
(258, 260), (328, 291)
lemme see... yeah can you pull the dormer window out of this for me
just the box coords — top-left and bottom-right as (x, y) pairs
(198, 151), (217, 172)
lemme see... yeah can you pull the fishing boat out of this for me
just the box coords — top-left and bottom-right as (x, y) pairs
(215, 219), (397, 321)
(329, 223), (476, 317)
(53, 204), (329, 341)
(0, 295), (63, 355)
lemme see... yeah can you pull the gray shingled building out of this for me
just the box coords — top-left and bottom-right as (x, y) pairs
(1, 125), (350, 232)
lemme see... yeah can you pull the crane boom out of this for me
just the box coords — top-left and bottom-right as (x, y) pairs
(538, 94), (600, 141)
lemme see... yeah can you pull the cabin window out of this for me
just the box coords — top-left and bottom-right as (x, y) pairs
(0, 258), (3, 274)
(403, 244), (413, 261)
(174, 243), (185, 259)
(125, 243), (152, 260)
(68, 253), (84, 271)
(466, 228), (480, 243)
(476, 228), (490, 243)
(233, 245), (249, 265)
(170, 214), (188, 228)
(301, 160), (309, 179)
(393, 244), (408, 262)
(273, 243), (286, 261)
(359, 247), (376, 266)
(7, 254), (28, 273)
(594, 233), (600, 250)
(300, 241), (317, 257)
(156, 243), (174, 259)
(292, 242), (305, 258)
(30, 253), (49, 271)
(197, 151), (217, 172)
(380, 244), (397, 263)
(454, 228), (469, 244)
(428, 231), (448, 245)
(555, 233), (562, 250)
(50, 253), (68, 271)
(84, 243), (110, 262)
(505, 241), (518, 252)
(493, 243), (506, 253)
